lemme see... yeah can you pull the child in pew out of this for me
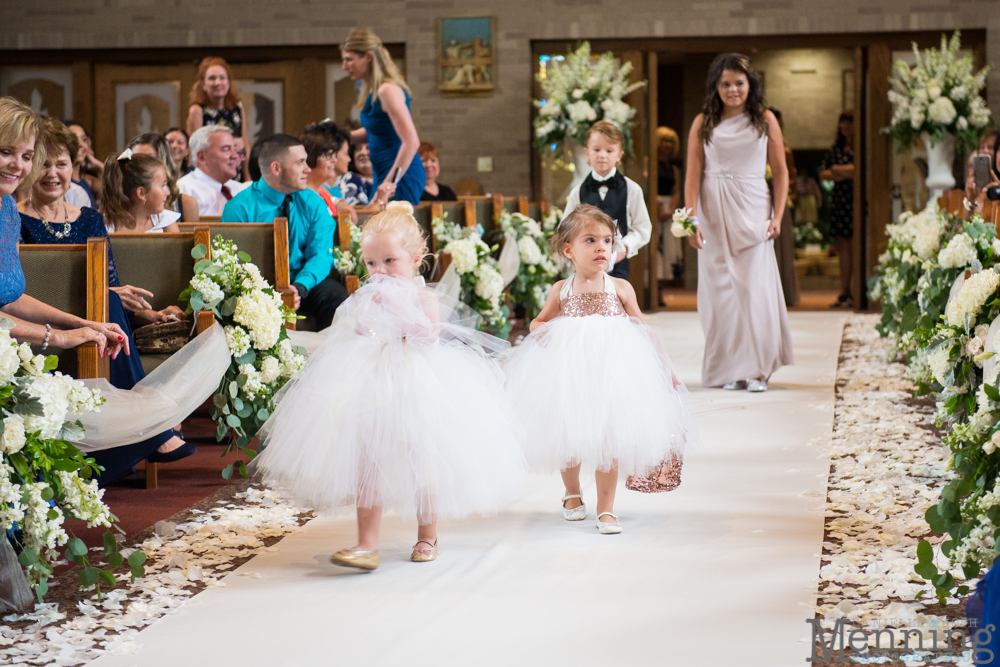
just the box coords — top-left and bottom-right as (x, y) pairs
(563, 121), (652, 280)
(503, 205), (696, 534)
(252, 201), (526, 571)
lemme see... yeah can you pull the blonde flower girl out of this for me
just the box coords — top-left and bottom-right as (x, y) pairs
(504, 204), (697, 534)
(253, 202), (526, 570)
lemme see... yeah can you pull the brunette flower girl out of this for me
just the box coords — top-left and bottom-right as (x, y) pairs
(253, 202), (526, 570)
(504, 204), (696, 534)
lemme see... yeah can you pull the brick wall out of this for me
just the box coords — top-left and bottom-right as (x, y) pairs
(5, 1), (998, 196)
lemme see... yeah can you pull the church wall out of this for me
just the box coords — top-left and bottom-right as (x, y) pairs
(4, 1), (998, 197)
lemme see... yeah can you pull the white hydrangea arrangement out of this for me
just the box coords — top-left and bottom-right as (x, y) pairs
(868, 203), (969, 349)
(332, 220), (367, 281)
(0, 322), (145, 606)
(533, 42), (646, 154)
(497, 209), (560, 320)
(886, 30), (993, 155)
(432, 213), (512, 338)
(182, 237), (306, 479)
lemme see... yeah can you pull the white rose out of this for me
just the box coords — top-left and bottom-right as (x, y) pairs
(572, 89), (584, 99)
(987, 431), (1000, 455)
(928, 86), (941, 100)
(928, 96), (957, 125)
(259, 356), (281, 384)
(967, 337), (984, 357)
(0, 414), (25, 455)
(0, 344), (19, 385)
(233, 290), (284, 350)
(444, 239), (479, 274)
(16, 344), (31, 362)
(956, 116), (969, 130)
(976, 324), (990, 340)
(517, 237), (542, 265)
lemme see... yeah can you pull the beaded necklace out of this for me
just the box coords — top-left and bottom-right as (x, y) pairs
(29, 197), (72, 239)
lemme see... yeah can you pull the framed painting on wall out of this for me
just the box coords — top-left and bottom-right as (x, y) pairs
(0, 67), (73, 120)
(236, 81), (284, 145)
(115, 82), (180, 152)
(438, 16), (496, 98)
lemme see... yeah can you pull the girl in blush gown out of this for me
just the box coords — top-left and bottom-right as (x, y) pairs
(684, 53), (793, 391)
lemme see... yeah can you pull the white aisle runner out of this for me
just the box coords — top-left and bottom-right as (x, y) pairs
(91, 312), (845, 667)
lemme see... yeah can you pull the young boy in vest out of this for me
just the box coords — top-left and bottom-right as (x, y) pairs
(563, 121), (652, 280)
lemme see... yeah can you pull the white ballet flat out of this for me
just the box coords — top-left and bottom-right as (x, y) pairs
(747, 379), (768, 392)
(596, 512), (622, 534)
(561, 494), (586, 521)
(722, 380), (747, 390)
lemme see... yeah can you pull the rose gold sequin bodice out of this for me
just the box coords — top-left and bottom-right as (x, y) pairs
(558, 274), (626, 318)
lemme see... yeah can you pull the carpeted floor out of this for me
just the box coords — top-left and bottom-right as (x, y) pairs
(660, 288), (845, 312)
(66, 416), (237, 549)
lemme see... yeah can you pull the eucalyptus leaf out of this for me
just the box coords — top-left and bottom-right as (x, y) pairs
(192, 244), (208, 259)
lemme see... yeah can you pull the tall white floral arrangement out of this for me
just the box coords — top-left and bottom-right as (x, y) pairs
(886, 31), (993, 154)
(533, 42), (646, 154)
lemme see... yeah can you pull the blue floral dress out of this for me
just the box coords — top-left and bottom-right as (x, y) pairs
(0, 197), (26, 307)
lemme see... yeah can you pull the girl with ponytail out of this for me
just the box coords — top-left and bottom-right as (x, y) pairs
(341, 29), (426, 206)
(101, 150), (180, 233)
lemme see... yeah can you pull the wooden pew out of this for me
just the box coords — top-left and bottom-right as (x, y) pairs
(21, 238), (172, 488)
(199, 215), (222, 223)
(20, 237), (110, 381)
(110, 229), (211, 374)
(937, 189), (966, 215)
(983, 199), (1000, 226)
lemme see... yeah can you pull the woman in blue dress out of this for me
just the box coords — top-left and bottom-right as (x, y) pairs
(341, 29), (426, 207)
(10, 114), (195, 483)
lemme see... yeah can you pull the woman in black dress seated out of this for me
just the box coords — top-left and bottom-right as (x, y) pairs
(15, 116), (195, 484)
(418, 141), (457, 202)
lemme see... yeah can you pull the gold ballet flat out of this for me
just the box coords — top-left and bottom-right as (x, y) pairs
(410, 539), (438, 562)
(330, 548), (380, 571)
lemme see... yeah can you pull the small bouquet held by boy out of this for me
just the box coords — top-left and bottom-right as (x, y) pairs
(504, 205), (698, 534)
(252, 202), (527, 571)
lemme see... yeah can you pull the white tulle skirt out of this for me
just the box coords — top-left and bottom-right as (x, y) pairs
(252, 275), (527, 523)
(504, 314), (696, 476)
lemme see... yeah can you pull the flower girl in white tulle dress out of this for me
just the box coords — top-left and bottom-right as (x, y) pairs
(253, 202), (526, 571)
(505, 204), (697, 534)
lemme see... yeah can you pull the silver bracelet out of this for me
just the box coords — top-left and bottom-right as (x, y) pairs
(41, 324), (51, 351)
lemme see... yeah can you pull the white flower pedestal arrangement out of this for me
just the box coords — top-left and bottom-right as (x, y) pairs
(886, 31), (992, 200)
(565, 141), (591, 203)
(922, 131), (957, 202)
(532, 42), (646, 205)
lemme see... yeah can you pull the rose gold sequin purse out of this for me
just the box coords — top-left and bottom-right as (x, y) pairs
(626, 457), (682, 493)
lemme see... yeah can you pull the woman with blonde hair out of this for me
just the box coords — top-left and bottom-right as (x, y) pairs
(656, 126), (683, 286)
(186, 57), (249, 179)
(341, 29), (425, 206)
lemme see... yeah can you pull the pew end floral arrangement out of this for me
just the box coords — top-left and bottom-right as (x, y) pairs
(496, 209), (560, 320)
(333, 219), (367, 282)
(533, 41), (646, 154)
(181, 237), (306, 480)
(0, 322), (143, 605)
(885, 30), (992, 155)
(869, 202), (1000, 604)
(432, 213), (511, 338)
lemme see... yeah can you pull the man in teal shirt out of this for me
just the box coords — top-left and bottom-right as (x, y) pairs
(222, 134), (347, 329)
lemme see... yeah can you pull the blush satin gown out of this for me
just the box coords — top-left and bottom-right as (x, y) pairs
(696, 113), (793, 387)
